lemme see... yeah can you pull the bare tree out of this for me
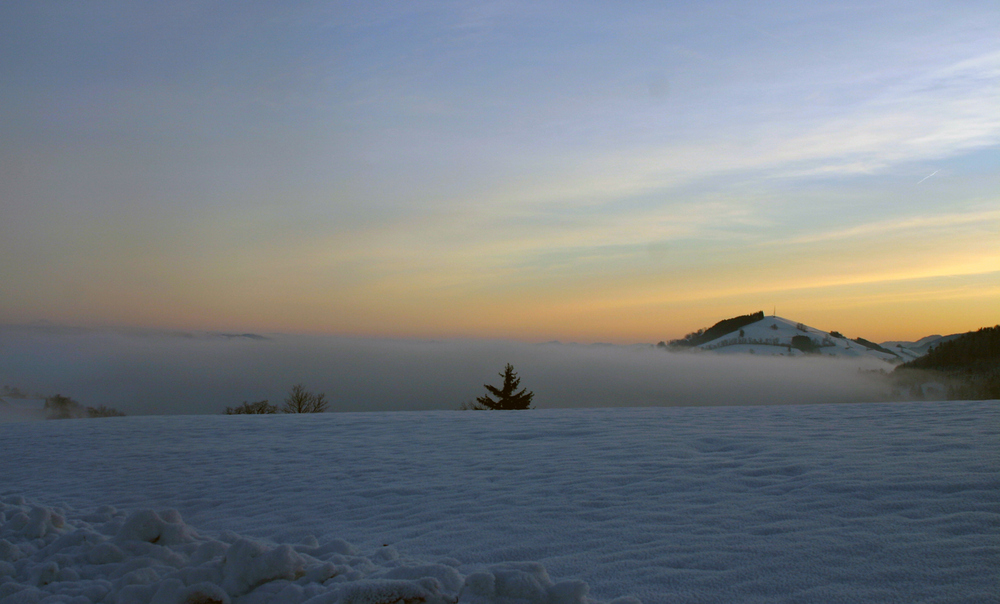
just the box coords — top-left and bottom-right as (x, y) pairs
(282, 384), (328, 413)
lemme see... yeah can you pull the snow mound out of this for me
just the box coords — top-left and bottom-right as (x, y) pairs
(0, 498), (627, 604)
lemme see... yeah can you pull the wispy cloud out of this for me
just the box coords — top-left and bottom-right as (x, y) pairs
(777, 208), (1000, 245)
(594, 49), (998, 194)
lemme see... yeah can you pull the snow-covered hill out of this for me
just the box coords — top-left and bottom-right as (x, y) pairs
(692, 315), (903, 364)
(880, 333), (965, 362)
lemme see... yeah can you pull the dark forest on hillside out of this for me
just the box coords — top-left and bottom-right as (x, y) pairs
(895, 326), (1000, 399)
(669, 311), (765, 348)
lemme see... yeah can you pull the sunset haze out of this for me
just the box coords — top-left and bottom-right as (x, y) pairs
(2, 1), (997, 343)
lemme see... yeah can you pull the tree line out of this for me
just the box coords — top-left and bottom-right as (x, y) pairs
(15, 363), (537, 419)
(668, 311), (765, 348)
(225, 384), (328, 414)
(231, 364), (536, 414)
(44, 395), (126, 419)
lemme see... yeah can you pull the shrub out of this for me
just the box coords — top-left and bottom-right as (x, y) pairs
(791, 335), (818, 353)
(44, 394), (83, 419)
(85, 405), (126, 418)
(225, 400), (277, 415)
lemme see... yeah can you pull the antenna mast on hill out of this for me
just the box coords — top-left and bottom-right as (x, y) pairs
(772, 305), (776, 317)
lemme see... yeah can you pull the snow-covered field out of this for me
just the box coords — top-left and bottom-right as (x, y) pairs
(1, 402), (997, 603)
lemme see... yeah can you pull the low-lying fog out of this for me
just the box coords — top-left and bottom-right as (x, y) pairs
(0, 326), (892, 417)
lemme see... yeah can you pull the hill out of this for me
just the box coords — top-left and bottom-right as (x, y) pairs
(664, 313), (982, 369)
(894, 325), (1000, 399)
(898, 325), (999, 371)
(880, 333), (965, 362)
(668, 313), (902, 365)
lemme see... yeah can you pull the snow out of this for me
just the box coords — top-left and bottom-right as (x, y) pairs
(1, 402), (998, 603)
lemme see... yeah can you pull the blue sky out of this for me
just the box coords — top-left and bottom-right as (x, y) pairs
(1, 1), (997, 342)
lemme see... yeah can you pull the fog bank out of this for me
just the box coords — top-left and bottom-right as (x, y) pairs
(0, 326), (891, 416)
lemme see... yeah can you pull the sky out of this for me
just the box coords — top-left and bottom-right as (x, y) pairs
(1, 1), (997, 344)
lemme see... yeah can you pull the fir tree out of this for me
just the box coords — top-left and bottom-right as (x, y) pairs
(476, 364), (534, 410)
